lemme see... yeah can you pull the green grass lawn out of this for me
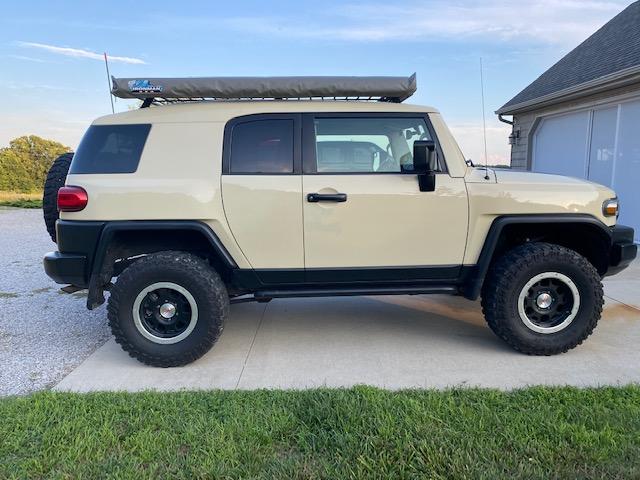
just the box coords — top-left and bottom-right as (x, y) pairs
(1, 386), (639, 479)
(0, 198), (42, 208)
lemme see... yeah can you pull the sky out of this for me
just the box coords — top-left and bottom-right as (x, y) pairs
(0, 0), (633, 165)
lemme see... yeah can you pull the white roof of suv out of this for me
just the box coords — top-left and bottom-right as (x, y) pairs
(95, 100), (440, 125)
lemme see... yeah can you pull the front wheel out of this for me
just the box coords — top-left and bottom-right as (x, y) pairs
(481, 243), (603, 355)
(107, 251), (229, 367)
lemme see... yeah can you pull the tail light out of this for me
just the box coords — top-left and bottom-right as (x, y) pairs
(57, 186), (88, 212)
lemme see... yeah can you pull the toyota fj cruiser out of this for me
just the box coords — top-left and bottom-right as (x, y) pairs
(43, 75), (637, 367)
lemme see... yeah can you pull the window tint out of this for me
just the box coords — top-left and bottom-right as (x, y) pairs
(69, 124), (151, 174)
(314, 117), (434, 173)
(230, 119), (294, 173)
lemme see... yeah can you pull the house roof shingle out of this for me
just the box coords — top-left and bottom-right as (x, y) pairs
(498, 1), (640, 113)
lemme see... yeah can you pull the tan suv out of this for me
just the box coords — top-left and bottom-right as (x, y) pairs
(42, 75), (636, 366)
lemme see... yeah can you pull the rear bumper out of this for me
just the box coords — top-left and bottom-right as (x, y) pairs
(606, 224), (637, 276)
(42, 220), (105, 287)
(43, 251), (88, 287)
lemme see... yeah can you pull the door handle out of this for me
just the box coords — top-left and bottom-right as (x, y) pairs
(307, 193), (347, 203)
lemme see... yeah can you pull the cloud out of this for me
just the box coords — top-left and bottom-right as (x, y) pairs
(449, 121), (512, 165)
(15, 41), (146, 64)
(222, 0), (630, 46)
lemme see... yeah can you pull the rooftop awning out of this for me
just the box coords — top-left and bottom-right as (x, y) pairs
(111, 74), (417, 103)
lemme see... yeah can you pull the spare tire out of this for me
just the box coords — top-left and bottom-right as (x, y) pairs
(43, 152), (73, 243)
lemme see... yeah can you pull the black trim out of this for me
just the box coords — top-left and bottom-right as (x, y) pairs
(256, 269), (305, 285)
(606, 224), (637, 276)
(47, 215), (632, 310)
(86, 221), (237, 309)
(44, 220), (237, 309)
(307, 192), (347, 203)
(254, 285), (457, 300)
(43, 251), (88, 287)
(462, 214), (613, 300)
(301, 112), (448, 175)
(92, 221), (237, 274)
(55, 220), (105, 286)
(611, 224), (635, 245)
(87, 221), (237, 310)
(304, 265), (460, 284)
(231, 265), (462, 291)
(222, 113), (302, 175)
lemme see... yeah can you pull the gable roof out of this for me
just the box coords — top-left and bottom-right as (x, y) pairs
(497, 1), (640, 114)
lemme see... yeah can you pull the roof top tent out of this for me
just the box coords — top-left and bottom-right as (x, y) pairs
(111, 74), (417, 107)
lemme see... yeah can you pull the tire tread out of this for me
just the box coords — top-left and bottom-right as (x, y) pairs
(43, 152), (73, 242)
(481, 242), (603, 355)
(107, 251), (228, 367)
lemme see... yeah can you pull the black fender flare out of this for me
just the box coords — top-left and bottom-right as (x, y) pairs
(463, 214), (612, 300)
(87, 221), (237, 309)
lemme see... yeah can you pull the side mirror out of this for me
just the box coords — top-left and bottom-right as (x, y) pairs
(413, 140), (436, 192)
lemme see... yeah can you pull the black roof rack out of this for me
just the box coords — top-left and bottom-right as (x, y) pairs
(111, 74), (417, 107)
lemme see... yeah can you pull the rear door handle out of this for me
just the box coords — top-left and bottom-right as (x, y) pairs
(307, 193), (347, 203)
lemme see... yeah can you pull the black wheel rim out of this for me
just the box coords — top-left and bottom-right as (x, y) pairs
(522, 277), (575, 329)
(139, 287), (193, 338)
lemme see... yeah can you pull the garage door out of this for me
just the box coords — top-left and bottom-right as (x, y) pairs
(614, 101), (640, 242)
(533, 111), (589, 178)
(533, 100), (640, 242)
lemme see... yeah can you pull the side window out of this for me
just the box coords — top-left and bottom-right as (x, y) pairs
(69, 124), (151, 174)
(230, 119), (294, 173)
(313, 117), (434, 173)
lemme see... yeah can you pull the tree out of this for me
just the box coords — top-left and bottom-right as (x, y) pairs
(0, 136), (70, 192)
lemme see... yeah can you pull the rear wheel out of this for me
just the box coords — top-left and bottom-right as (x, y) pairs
(43, 152), (73, 242)
(481, 242), (603, 355)
(107, 251), (229, 367)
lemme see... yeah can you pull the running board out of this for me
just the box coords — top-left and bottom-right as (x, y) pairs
(254, 285), (458, 300)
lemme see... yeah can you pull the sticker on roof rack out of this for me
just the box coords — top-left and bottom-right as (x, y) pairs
(128, 80), (163, 94)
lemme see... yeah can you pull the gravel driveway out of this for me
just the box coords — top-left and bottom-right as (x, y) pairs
(0, 207), (109, 396)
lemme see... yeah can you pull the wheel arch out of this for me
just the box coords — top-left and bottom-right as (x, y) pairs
(87, 221), (238, 309)
(463, 214), (612, 300)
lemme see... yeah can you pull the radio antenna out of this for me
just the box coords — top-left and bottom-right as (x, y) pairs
(480, 57), (490, 180)
(104, 52), (115, 114)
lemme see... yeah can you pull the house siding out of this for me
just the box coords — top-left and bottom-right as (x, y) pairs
(509, 82), (640, 169)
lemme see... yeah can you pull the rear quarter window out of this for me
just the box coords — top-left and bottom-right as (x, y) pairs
(69, 124), (151, 174)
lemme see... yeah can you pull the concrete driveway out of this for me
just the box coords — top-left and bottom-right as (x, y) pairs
(56, 261), (640, 392)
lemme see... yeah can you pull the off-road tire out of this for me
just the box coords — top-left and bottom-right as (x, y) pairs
(43, 152), (73, 243)
(107, 251), (229, 367)
(481, 242), (603, 355)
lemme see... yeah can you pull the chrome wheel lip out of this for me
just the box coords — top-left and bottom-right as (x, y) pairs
(133, 282), (198, 345)
(517, 272), (580, 334)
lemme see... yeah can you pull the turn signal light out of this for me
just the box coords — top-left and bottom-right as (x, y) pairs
(57, 186), (88, 212)
(602, 198), (619, 217)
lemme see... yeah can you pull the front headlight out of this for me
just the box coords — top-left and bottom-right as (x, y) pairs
(603, 198), (619, 217)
